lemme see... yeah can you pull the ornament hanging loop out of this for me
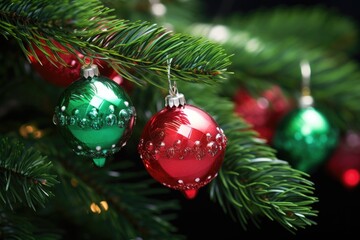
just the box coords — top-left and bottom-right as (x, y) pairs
(165, 57), (186, 107)
(83, 56), (94, 66)
(167, 58), (178, 96)
(299, 59), (314, 108)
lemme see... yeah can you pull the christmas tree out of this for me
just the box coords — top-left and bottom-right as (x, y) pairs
(1, 0), (359, 239)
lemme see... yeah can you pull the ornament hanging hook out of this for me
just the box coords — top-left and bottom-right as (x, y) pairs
(300, 59), (311, 97)
(167, 57), (178, 96)
(299, 59), (314, 108)
(164, 56), (186, 107)
(83, 56), (94, 66)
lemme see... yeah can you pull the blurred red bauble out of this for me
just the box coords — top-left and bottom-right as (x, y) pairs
(28, 40), (118, 87)
(138, 103), (227, 199)
(107, 70), (134, 93)
(233, 85), (293, 143)
(327, 131), (360, 188)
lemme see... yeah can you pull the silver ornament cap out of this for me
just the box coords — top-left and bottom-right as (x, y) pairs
(81, 64), (100, 78)
(165, 92), (186, 107)
(299, 95), (314, 108)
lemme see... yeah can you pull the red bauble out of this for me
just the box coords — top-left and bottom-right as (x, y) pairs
(234, 85), (293, 143)
(107, 70), (134, 93)
(138, 104), (227, 199)
(327, 131), (360, 188)
(28, 40), (114, 87)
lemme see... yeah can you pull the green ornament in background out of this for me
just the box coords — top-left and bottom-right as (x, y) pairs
(272, 60), (338, 173)
(272, 106), (338, 173)
(53, 64), (136, 167)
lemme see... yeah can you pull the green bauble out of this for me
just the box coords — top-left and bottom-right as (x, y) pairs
(272, 107), (338, 173)
(53, 64), (136, 167)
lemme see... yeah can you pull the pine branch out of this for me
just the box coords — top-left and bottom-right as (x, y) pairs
(177, 81), (318, 233)
(187, 8), (360, 131)
(45, 148), (185, 240)
(0, 136), (58, 211)
(0, 209), (62, 240)
(30, 133), (184, 239)
(0, 2), (333, 238)
(0, 0), (231, 88)
(225, 6), (358, 53)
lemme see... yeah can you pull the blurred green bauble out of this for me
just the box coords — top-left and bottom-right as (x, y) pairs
(272, 107), (338, 173)
(53, 64), (136, 167)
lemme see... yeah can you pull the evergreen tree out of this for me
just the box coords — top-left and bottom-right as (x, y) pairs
(1, 0), (358, 239)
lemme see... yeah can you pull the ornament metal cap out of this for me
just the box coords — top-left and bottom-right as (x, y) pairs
(165, 92), (186, 107)
(299, 95), (314, 108)
(81, 64), (100, 78)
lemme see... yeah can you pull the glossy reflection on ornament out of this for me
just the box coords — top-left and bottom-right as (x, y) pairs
(53, 65), (136, 167)
(138, 104), (227, 199)
(272, 107), (338, 173)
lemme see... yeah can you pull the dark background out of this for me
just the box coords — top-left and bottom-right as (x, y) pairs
(175, 0), (360, 239)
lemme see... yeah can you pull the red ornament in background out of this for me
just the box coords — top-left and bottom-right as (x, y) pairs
(138, 93), (227, 199)
(107, 70), (134, 93)
(233, 85), (293, 143)
(28, 40), (132, 89)
(327, 131), (360, 188)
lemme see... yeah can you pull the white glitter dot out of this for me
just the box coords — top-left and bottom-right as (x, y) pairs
(195, 178), (200, 182)
(215, 173), (218, 177)
(111, 144), (116, 148)
(77, 145), (82, 150)
(122, 142), (127, 147)
(124, 101), (129, 106)
(61, 106), (66, 111)
(96, 146), (101, 151)
(178, 180), (184, 184)
(207, 175), (211, 179)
